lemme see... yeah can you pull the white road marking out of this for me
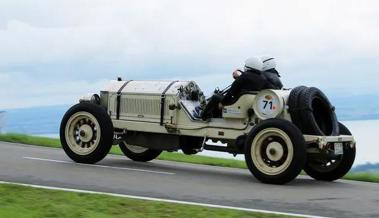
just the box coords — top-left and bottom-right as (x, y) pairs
(0, 181), (328, 218)
(23, 156), (175, 175)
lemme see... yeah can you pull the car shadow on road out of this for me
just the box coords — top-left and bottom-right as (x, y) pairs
(98, 157), (357, 188)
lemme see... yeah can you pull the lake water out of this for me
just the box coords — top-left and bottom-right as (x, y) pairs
(1, 105), (377, 166)
(343, 120), (379, 165)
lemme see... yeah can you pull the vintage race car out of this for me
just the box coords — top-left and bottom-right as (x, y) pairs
(60, 79), (356, 184)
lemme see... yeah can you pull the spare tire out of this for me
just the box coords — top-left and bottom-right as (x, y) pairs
(288, 87), (339, 136)
(288, 86), (308, 132)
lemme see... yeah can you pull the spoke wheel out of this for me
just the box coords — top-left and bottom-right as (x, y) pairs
(65, 112), (101, 156)
(60, 103), (113, 164)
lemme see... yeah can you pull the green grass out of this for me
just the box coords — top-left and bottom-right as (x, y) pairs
(0, 133), (61, 148)
(0, 133), (378, 183)
(342, 172), (379, 183)
(0, 183), (293, 218)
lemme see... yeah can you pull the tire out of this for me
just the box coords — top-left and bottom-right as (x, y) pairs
(304, 122), (356, 181)
(60, 103), (114, 164)
(119, 142), (162, 162)
(288, 86), (308, 132)
(244, 119), (307, 184)
(300, 87), (339, 136)
(180, 136), (203, 155)
(289, 87), (339, 136)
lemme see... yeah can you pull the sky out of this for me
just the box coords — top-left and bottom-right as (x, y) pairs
(0, 0), (378, 109)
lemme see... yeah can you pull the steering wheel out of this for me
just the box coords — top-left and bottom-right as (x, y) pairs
(216, 84), (232, 95)
(207, 84), (232, 101)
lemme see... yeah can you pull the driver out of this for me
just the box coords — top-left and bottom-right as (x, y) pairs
(260, 56), (283, 89)
(233, 56), (283, 89)
(194, 56), (266, 120)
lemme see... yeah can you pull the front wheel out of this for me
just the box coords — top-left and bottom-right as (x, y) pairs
(119, 142), (162, 162)
(304, 122), (356, 181)
(60, 103), (114, 164)
(245, 119), (307, 184)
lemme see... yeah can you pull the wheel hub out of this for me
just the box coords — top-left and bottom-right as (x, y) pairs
(266, 141), (284, 162)
(79, 124), (94, 142)
(124, 143), (149, 154)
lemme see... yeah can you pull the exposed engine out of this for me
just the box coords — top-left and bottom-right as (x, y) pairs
(178, 81), (206, 106)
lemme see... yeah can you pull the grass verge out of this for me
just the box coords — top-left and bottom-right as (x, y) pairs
(342, 172), (379, 183)
(0, 133), (378, 183)
(0, 183), (294, 218)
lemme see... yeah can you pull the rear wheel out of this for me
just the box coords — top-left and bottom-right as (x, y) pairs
(304, 122), (356, 181)
(119, 142), (162, 162)
(60, 103), (113, 164)
(245, 119), (306, 184)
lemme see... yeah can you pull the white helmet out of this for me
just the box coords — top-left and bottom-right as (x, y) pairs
(244, 57), (263, 72)
(261, 56), (276, 71)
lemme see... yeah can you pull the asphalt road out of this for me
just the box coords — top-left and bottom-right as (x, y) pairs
(0, 142), (378, 218)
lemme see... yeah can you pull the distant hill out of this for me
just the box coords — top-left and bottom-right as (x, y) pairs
(3, 93), (378, 121)
(1, 105), (70, 135)
(330, 94), (379, 121)
(0, 111), (5, 133)
(352, 163), (379, 172)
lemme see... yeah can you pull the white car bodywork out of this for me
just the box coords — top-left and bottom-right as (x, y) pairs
(96, 80), (353, 148)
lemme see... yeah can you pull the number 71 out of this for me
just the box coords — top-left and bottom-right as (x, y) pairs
(263, 100), (273, 110)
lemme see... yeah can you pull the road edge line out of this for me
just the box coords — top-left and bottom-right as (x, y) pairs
(0, 180), (328, 218)
(22, 156), (175, 175)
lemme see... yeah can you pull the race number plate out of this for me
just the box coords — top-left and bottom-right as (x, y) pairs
(257, 94), (279, 117)
(334, 143), (344, 155)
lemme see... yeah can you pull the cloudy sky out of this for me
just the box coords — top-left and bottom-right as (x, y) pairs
(0, 0), (378, 109)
